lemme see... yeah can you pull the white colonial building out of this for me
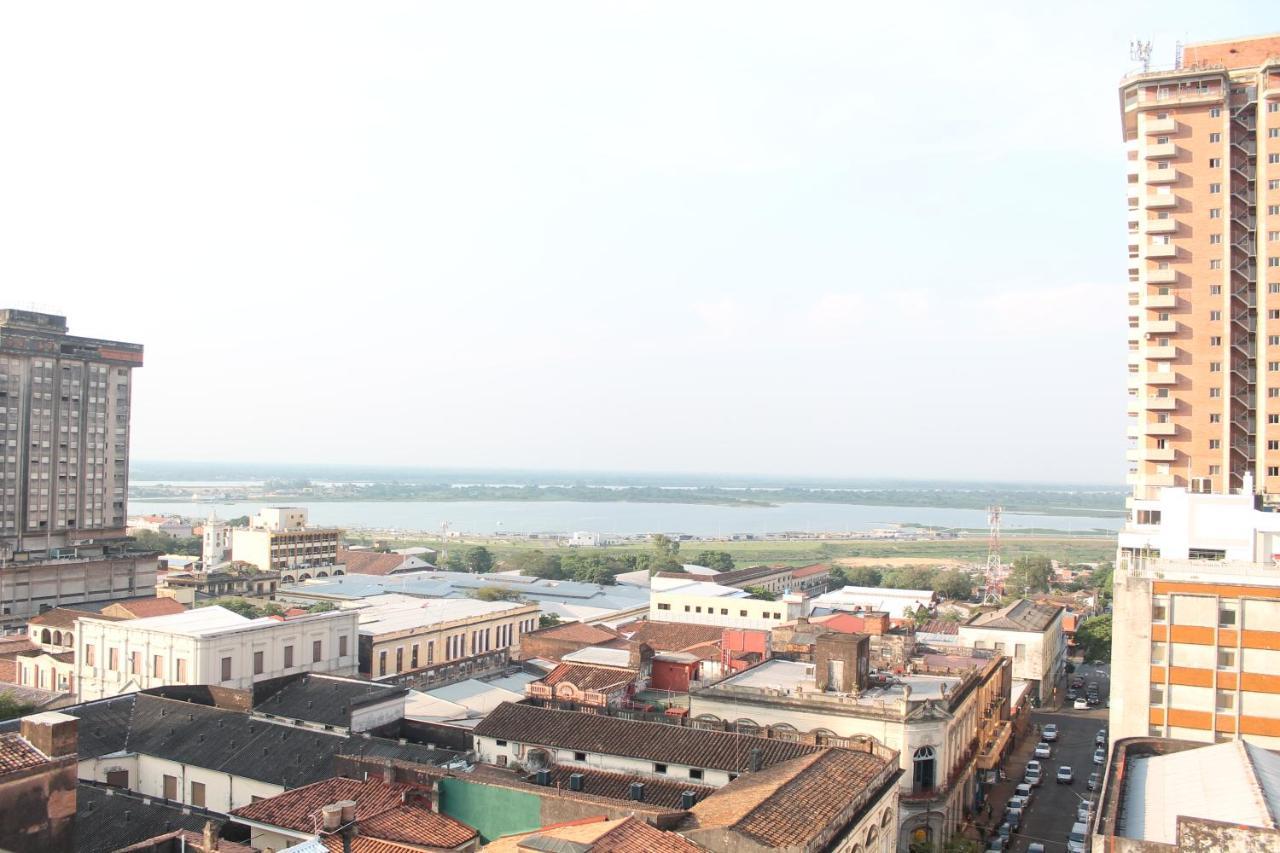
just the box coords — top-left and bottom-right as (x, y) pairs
(75, 606), (359, 700)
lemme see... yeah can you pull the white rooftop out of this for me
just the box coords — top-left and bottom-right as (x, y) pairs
(561, 646), (633, 668)
(714, 658), (962, 704)
(97, 605), (269, 637)
(811, 585), (935, 619)
(1118, 740), (1280, 844)
(344, 593), (530, 636)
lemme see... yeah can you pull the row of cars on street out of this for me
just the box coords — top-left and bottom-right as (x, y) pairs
(1069, 675), (1103, 710)
(986, 725), (1108, 852)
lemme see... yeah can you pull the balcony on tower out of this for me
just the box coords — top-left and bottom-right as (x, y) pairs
(1145, 193), (1178, 209)
(1144, 117), (1177, 135)
(1145, 142), (1178, 159)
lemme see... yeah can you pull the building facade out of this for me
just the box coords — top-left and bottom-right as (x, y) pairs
(958, 599), (1064, 703)
(649, 576), (807, 630)
(74, 606), (359, 700)
(230, 507), (340, 579)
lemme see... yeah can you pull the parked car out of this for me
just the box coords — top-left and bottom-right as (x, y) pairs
(1094, 747), (1107, 765)
(1025, 761), (1043, 787)
(1028, 844), (1045, 853)
(1042, 723), (1058, 742)
(1067, 688), (1078, 700)
(1087, 693), (1100, 706)
(1034, 741), (1052, 759)
(1004, 807), (1022, 831)
(1067, 821), (1088, 853)
(997, 821), (1013, 844)
(1057, 765), (1074, 784)
(1088, 771), (1101, 791)
(1077, 799), (1095, 823)
(1071, 676), (1085, 689)
(985, 838), (1006, 852)
(1096, 728), (1108, 746)
(1074, 697), (1089, 710)
(1015, 782), (1034, 802)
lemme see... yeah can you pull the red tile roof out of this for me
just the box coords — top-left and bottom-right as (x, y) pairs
(487, 816), (704, 853)
(528, 622), (619, 644)
(0, 733), (47, 773)
(230, 777), (476, 850)
(230, 777), (409, 831)
(791, 562), (832, 578)
(531, 765), (714, 809)
(358, 804), (477, 848)
(917, 619), (959, 635)
(115, 830), (254, 853)
(110, 597), (187, 619)
(614, 620), (723, 652)
(540, 663), (636, 693)
(337, 549), (415, 576)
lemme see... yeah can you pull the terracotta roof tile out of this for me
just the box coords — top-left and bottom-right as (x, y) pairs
(115, 829), (254, 853)
(358, 803), (477, 848)
(917, 619), (959, 635)
(475, 704), (818, 773)
(110, 598), (187, 618)
(614, 620), (723, 652)
(229, 777), (409, 831)
(527, 621), (620, 644)
(791, 562), (832, 578)
(690, 748), (896, 848)
(0, 732), (46, 772)
(337, 549), (415, 576)
(540, 663), (637, 693)
(487, 816), (704, 853)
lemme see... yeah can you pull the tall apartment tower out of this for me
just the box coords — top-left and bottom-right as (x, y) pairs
(0, 310), (154, 627)
(1113, 36), (1280, 749)
(0, 309), (144, 556)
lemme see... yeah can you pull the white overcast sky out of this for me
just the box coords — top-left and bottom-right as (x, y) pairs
(1, 2), (1274, 484)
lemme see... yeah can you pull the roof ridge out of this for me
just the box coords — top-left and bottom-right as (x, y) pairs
(1239, 740), (1280, 828)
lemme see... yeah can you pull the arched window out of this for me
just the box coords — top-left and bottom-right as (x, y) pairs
(913, 745), (936, 792)
(316, 571), (328, 578)
(299, 573), (312, 581)
(881, 808), (892, 827)
(65, 633), (73, 648)
(40, 629), (51, 645)
(52, 630), (62, 646)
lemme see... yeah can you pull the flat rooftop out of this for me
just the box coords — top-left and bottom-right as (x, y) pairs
(83, 605), (344, 638)
(709, 658), (962, 704)
(347, 593), (533, 635)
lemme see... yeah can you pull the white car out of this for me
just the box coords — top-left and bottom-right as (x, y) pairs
(1093, 747), (1107, 765)
(1074, 697), (1089, 710)
(1034, 741), (1052, 759)
(1042, 723), (1058, 742)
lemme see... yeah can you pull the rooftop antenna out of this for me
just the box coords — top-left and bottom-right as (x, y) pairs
(1130, 39), (1153, 73)
(1174, 40), (1184, 71)
(983, 506), (1003, 605)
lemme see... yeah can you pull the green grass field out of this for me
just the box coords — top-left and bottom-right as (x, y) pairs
(346, 532), (1117, 568)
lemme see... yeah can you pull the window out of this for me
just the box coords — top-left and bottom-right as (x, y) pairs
(574, 752), (586, 761)
(163, 774), (177, 801)
(1271, 154), (1280, 164)
(130, 651), (141, 675)
(1152, 599), (1167, 621)
(108, 648), (118, 671)
(1151, 643), (1166, 664)
(1014, 643), (1026, 660)
(1150, 685), (1164, 704)
(1210, 285), (1222, 294)
(1220, 602), (1238, 626)
(1272, 258), (1280, 267)
(1209, 132), (1221, 143)
(1272, 310), (1280, 319)
(1211, 336), (1222, 346)
(1271, 183), (1280, 192)
(1210, 388), (1221, 398)
(1210, 208), (1221, 219)
(1272, 102), (1280, 113)
(284, 645), (294, 668)
(220, 656), (232, 682)
(1270, 467), (1279, 477)
(1210, 233), (1222, 244)
(190, 781), (206, 808)
(1209, 182), (1221, 193)
(1271, 415), (1280, 424)
(395, 647), (403, 673)
(912, 746), (936, 793)
(1271, 441), (1280, 451)
(1210, 413), (1222, 423)
(427, 641), (434, 665)
(1217, 690), (1236, 711)
(1269, 336), (1279, 346)
(253, 651), (264, 675)
(379, 650), (387, 676)
(153, 655), (163, 678)
(654, 763), (668, 773)
(1272, 388), (1280, 398)
(1273, 284), (1280, 294)
(1209, 157), (1221, 168)
(1210, 259), (1222, 269)
(1210, 439), (1221, 449)
(1210, 464), (1222, 475)
(1271, 206), (1280, 216)
(1210, 311), (1222, 322)
(1210, 361), (1222, 372)
(720, 608), (728, 615)
(1272, 232), (1280, 241)
(689, 768), (704, 780)
(695, 606), (702, 613)
(339, 635), (348, 657)
(1219, 648), (1237, 668)
(175, 658), (188, 683)
(411, 644), (419, 669)
(313, 640), (322, 663)
(657, 602), (671, 611)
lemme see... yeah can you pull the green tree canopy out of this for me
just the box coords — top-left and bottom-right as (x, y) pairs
(691, 551), (734, 572)
(443, 552), (466, 572)
(1006, 555), (1053, 597)
(199, 597), (264, 618)
(652, 534), (680, 557)
(508, 550), (564, 580)
(1075, 614), (1113, 663)
(0, 694), (35, 721)
(744, 585), (777, 601)
(131, 529), (202, 556)
(932, 569), (974, 600)
(836, 566), (883, 588)
(471, 586), (525, 602)
(538, 613), (561, 629)
(464, 546), (494, 574)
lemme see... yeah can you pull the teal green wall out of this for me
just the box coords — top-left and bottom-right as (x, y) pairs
(438, 777), (543, 843)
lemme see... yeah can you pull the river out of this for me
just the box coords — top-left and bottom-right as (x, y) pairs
(127, 498), (1121, 537)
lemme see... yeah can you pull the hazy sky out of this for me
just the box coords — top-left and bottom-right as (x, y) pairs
(2, 3), (1275, 483)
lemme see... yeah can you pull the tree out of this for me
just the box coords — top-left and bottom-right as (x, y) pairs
(227, 515), (251, 527)
(471, 586), (524, 602)
(838, 566), (883, 588)
(652, 534), (680, 557)
(1006, 555), (1053, 597)
(0, 694), (35, 721)
(691, 551), (734, 572)
(508, 550), (564, 580)
(1076, 614), (1113, 663)
(538, 613), (562, 629)
(199, 597), (263, 618)
(443, 552), (466, 572)
(307, 601), (337, 613)
(883, 566), (939, 590)
(932, 570), (974, 601)
(464, 546), (494, 574)
(744, 586), (777, 601)
(130, 529), (202, 557)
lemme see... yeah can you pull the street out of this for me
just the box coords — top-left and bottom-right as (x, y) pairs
(1006, 663), (1110, 853)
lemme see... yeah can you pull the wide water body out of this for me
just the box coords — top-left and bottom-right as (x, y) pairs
(128, 498), (1120, 536)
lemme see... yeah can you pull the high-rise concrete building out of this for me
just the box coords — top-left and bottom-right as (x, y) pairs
(0, 309), (155, 627)
(1113, 36), (1280, 749)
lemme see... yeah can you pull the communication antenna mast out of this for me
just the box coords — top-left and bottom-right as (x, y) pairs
(983, 505), (1003, 604)
(1174, 40), (1184, 70)
(1130, 39), (1153, 72)
(440, 520), (451, 565)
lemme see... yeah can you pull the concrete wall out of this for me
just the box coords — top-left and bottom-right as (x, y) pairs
(0, 752), (77, 852)
(80, 752), (283, 811)
(474, 735), (736, 787)
(958, 614), (1063, 702)
(1110, 571), (1155, 742)
(651, 590), (804, 630)
(0, 554), (158, 629)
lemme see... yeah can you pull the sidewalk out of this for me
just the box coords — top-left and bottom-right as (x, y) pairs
(972, 721), (1040, 839)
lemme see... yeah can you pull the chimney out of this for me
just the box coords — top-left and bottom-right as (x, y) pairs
(337, 800), (357, 823)
(20, 712), (78, 758)
(680, 791), (697, 809)
(629, 782), (645, 802)
(202, 820), (218, 852)
(569, 773), (584, 792)
(382, 760), (394, 784)
(321, 803), (343, 832)
(748, 748), (763, 772)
